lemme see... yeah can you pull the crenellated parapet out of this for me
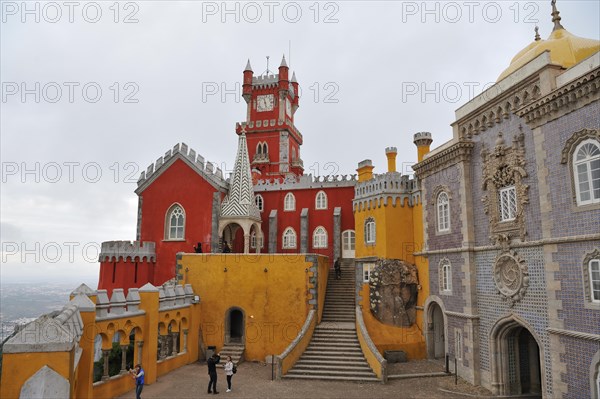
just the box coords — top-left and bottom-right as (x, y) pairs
(252, 73), (279, 87)
(95, 288), (146, 320)
(254, 173), (357, 192)
(136, 143), (229, 193)
(158, 282), (197, 310)
(99, 240), (156, 262)
(236, 119), (303, 144)
(353, 173), (421, 211)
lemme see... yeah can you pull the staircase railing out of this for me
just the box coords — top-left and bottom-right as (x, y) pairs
(356, 306), (388, 383)
(274, 309), (316, 379)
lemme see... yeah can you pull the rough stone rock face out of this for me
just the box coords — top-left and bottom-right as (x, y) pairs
(369, 259), (419, 327)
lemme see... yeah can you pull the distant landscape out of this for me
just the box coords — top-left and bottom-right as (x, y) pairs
(0, 281), (97, 342)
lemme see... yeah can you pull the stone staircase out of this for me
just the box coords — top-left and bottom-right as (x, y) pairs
(216, 342), (244, 368)
(284, 259), (379, 382)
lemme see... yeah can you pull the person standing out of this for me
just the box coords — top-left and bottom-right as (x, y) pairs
(207, 352), (221, 394)
(334, 258), (341, 280)
(224, 356), (235, 392)
(129, 364), (144, 399)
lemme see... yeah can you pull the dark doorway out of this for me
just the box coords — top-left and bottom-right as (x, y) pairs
(229, 309), (244, 343)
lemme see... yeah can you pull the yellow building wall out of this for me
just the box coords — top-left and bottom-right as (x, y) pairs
(1, 352), (72, 399)
(354, 176), (429, 360)
(182, 254), (328, 362)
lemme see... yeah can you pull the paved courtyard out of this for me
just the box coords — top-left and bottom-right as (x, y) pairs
(118, 360), (498, 399)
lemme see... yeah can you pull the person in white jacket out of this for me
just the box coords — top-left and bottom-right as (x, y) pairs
(224, 356), (235, 392)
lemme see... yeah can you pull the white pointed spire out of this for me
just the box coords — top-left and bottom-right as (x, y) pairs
(291, 72), (297, 83)
(245, 59), (253, 72)
(220, 129), (261, 220)
(280, 55), (288, 68)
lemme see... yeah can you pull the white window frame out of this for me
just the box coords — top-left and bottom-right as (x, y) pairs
(437, 192), (450, 232)
(255, 194), (264, 212)
(499, 186), (517, 221)
(573, 139), (600, 206)
(312, 226), (328, 249)
(315, 191), (328, 210)
(365, 218), (376, 245)
(284, 193), (296, 211)
(589, 259), (600, 303)
(166, 204), (185, 240)
(455, 329), (463, 361)
(363, 263), (374, 283)
(282, 227), (297, 249)
(441, 259), (452, 293)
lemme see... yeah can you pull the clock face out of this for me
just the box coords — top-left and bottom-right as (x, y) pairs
(256, 94), (274, 112)
(285, 98), (292, 117)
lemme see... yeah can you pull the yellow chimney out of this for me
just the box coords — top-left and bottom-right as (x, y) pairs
(413, 132), (433, 162)
(385, 147), (397, 173)
(357, 160), (374, 182)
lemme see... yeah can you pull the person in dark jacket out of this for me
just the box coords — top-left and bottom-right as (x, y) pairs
(334, 258), (342, 280)
(207, 352), (221, 394)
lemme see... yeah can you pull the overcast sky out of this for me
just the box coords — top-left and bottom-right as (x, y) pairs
(1, 0), (599, 285)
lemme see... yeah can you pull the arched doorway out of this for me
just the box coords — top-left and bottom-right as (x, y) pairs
(426, 301), (446, 359)
(225, 307), (245, 344)
(491, 317), (542, 396)
(342, 230), (355, 258)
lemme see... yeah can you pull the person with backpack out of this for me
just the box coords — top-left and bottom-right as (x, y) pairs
(129, 364), (144, 399)
(223, 355), (236, 392)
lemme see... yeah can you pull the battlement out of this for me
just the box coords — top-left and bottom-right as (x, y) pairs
(136, 143), (229, 192)
(253, 173), (357, 192)
(413, 131), (433, 146)
(252, 73), (279, 87)
(354, 172), (418, 202)
(99, 240), (156, 262)
(236, 118), (303, 144)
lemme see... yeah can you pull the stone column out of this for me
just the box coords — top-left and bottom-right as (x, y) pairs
(159, 336), (167, 360)
(120, 345), (128, 373)
(244, 234), (250, 254)
(171, 333), (179, 356)
(136, 341), (144, 365)
(102, 349), (110, 381)
(182, 329), (188, 353)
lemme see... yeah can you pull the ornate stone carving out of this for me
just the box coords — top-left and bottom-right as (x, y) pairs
(493, 249), (529, 307)
(481, 130), (529, 242)
(369, 259), (419, 327)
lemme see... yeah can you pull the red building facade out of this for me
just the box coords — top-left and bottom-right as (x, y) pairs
(98, 58), (357, 295)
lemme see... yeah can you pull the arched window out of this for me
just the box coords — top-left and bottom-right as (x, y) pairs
(263, 143), (268, 155)
(573, 139), (600, 205)
(437, 192), (450, 232)
(313, 226), (328, 248)
(315, 191), (327, 210)
(256, 143), (262, 155)
(282, 227), (297, 249)
(440, 259), (452, 293)
(292, 147), (297, 160)
(255, 194), (264, 212)
(365, 217), (376, 244)
(589, 258), (600, 303)
(166, 204), (185, 240)
(284, 193), (296, 211)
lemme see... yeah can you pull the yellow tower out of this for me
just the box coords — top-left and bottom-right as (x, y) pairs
(353, 135), (432, 360)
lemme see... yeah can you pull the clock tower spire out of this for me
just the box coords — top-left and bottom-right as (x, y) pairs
(236, 56), (303, 180)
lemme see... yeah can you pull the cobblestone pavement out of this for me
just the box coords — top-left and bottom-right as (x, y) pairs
(118, 361), (495, 399)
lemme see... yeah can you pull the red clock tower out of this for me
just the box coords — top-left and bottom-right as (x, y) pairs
(236, 56), (304, 181)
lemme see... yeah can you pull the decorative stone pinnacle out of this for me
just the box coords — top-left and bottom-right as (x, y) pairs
(551, 0), (564, 31)
(291, 72), (298, 83)
(245, 59), (253, 72)
(534, 26), (541, 41)
(280, 54), (288, 68)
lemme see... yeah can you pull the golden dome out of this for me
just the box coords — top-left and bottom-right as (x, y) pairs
(497, 3), (600, 82)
